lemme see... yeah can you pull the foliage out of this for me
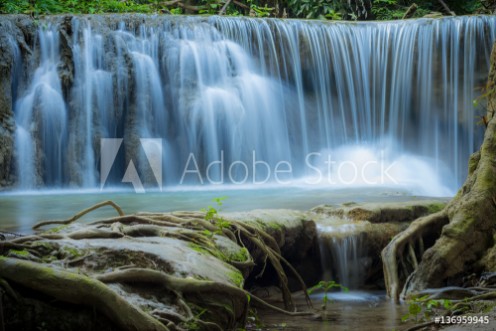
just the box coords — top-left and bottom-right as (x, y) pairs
(199, 0), (222, 15)
(371, 0), (423, 20)
(287, 0), (344, 19)
(202, 197), (232, 235)
(307, 280), (349, 311)
(401, 295), (453, 324)
(248, 0), (274, 17)
(0, 0), (154, 15)
(371, 0), (485, 20)
(0, 0), (490, 19)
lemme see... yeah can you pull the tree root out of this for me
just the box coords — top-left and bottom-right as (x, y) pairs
(33, 200), (125, 230)
(89, 204), (311, 313)
(382, 211), (449, 301)
(96, 268), (248, 300)
(4, 199), (313, 329)
(0, 278), (18, 302)
(96, 268), (312, 317)
(0, 257), (169, 331)
(401, 321), (435, 331)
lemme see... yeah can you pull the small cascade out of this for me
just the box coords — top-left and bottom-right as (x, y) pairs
(318, 223), (369, 289)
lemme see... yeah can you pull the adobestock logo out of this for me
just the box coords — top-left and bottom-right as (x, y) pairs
(100, 139), (400, 192)
(100, 138), (163, 193)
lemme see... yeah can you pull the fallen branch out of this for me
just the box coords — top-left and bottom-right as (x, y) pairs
(232, 0), (249, 9)
(219, 0), (232, 15)
(402, 3), (418, 19)
(437, 0), (455, 16)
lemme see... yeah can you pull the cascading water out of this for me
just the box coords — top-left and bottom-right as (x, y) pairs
(318, 223), (368, 289)
(14, 26), (67, 188)
(8, 15), (496, 194)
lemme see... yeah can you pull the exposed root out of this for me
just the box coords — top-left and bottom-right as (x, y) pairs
(249, 294), (314, 316)
(4, 199), (313, 329)
(96, 268), (312, 317)
(401, 321), (435, 331)
(0, 257), (168, 331)
(96, 268), (248, 299)
(381, 211), (449, 301)
(0, 278), (18, 302)
(33, 200), (125, 230)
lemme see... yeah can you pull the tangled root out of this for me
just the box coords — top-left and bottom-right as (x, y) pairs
(3, 200), (313, 330)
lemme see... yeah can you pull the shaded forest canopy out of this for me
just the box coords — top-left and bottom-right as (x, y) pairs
(1, 0), (495, 20)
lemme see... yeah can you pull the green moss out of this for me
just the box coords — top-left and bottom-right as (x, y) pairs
(42, 255), (58, 263)
(427, 202), (446, 214)
(62, 246), (83, 258)
(228, 270), (244, 288)
(8, 249), (30, 257)
(45, 224), (69, 233)
(189, 243), (210, 255)
(267, 222), (283, 231)
(481, 302), (496, 314)
(255, 219), (283, 231)
(188, 243), (225, 261)
(227, 247), (249, 262)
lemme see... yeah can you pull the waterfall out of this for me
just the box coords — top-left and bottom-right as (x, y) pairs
(8, 15), (496, 193)
(318, 224), (368, 289)
(14, 26), (67, 188)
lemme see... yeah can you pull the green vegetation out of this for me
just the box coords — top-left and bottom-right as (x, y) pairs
(1, 0), (494, 20)
(203, 196), (232, 236)
(228, 270), (244, 287)
(61, 246), (83, 259)
(401, 295), (452, 324)
(427, 202), (446, 214)
(8, 249), (30, 257)
(287, 0), (344, 19)
(227, 247), (250, 262)
(371, 0), (484, 20)
(307, 280), (349, 311)
(0, 0), (154, 15)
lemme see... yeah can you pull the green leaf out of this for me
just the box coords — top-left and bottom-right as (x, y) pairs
(409, 303), (421, 315)
(442, 299), (452, 309)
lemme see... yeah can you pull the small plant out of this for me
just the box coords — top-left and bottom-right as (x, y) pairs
(401, 295), (452, 324)
(202, 197), (231, 235)
(307, 280), (349, 311)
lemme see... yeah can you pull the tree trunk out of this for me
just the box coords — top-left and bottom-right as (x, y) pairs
(382, 42), (496, 301)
